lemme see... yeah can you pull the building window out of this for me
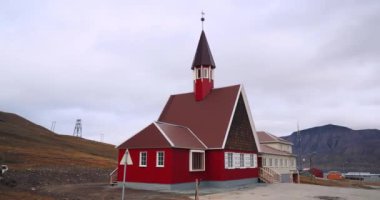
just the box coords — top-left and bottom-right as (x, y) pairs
(156, 151), (164, 167)
(275, 158), (278, 167)
(190, 150), (205, 171)
(225, 152), (233, 169)
(249, 154), (254, 167)
(269, 158), (273, 167)
(280, 159), (283, 167)
(203, 68), (209, 78)
(240, 153), (245, 168)
(285, 159), (288, 167)
(196, 68), (201, 79)
(263, 158), (266, 167)
(139, 151), (147, 167)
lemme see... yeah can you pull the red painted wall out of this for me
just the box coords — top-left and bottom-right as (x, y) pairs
(118, 148), (259, 184)
(206, 150), (259, 181)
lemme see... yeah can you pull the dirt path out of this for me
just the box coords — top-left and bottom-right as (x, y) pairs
(202, 183), (380, 200)
(40, 182), (192, 200)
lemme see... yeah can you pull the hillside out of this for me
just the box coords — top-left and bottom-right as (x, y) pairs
(282, 124), (380, 173)
(0, 111), (117, 169)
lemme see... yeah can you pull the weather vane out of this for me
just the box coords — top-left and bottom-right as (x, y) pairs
(201, 11), (205, 30)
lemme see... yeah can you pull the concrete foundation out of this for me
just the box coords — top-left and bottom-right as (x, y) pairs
(118, 178), (258, 191)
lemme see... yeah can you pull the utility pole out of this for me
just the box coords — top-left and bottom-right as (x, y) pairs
(73, 119), (82, 137)
(50, 121), (56, 132)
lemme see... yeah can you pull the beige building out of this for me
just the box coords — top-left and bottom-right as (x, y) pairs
(257, 131), (297, 183)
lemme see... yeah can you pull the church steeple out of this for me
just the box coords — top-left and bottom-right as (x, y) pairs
(192, 13), (216, 101)
(191, 30), (216, 70)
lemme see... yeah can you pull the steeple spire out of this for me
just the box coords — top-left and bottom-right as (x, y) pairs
(191, 20), (216, 70)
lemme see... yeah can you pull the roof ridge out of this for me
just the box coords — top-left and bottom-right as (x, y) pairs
(153, 122), (174, 147)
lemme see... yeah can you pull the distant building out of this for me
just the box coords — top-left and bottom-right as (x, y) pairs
(345, 172), (380, 182)
(116, 29), (261, 190)
(257, 131), (297, 183)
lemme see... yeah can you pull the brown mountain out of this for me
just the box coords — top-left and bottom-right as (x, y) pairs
(282, 124), (380, 173)
(0, 111), (117, 170)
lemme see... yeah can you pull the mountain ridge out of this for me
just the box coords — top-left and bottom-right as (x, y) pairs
(282, 124), (380, 173)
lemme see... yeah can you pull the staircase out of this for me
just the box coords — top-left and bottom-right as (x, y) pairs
(259, 167), (281, 183)
(109, 168), (118, 186)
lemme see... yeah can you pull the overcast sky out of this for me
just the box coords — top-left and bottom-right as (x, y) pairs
(1, 0), (379, 145)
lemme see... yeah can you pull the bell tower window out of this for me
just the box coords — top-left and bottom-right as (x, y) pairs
(203, 68), (209, 78)
(196, 68), (202, 79)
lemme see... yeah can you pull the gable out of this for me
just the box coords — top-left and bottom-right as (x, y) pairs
(117, 123), (171, 149)
(224, 93), (258, 152)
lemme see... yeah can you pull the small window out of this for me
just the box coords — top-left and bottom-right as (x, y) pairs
(250, 154), (254, 167)
(190, 150), (205, 171)
(285, 159), (288, 167)
(139, 152), (147, 167)
(275, 158), (278, 167)
(263, 157), (266, 167)
(227, 152), (233, 169)
(203, 69), (209, 78)
(269, 158), (273, 167)
(280, 159), (283, 167)
(239, 153), (244, 168)
(197, 69), (201, 79)
(156, 151), (164, 167)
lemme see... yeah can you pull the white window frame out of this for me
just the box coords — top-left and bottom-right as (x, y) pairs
(189, 150), (205, 172)
(225, 152), (233, 169)
(249, 154), (254, 168)
(156, 151), (164, 167)
(203, 68), (209, 78)
(139, 151), (147, 167)
(239, 153), (245, 168)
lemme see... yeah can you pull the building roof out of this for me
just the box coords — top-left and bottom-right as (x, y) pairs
(118, 123), (171, 149)
(257, 131), (292, 145)
(155, 121), (207, 149)
(119, 84), (261, 151)
(118, 122), (206, 149)
(191, 30), (216, 69)
(158, 85), (240, 149)
(259, 144), (295, 156)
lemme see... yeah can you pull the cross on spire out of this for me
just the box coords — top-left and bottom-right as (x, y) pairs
(201, 11), (205, 30)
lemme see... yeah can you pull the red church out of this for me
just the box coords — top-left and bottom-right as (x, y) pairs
(116, 28), (261, 190)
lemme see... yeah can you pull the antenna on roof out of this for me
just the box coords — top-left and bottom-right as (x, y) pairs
(201, 11), (205, 30)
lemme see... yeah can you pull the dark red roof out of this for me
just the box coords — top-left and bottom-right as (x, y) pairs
(118, 122), (207, 149)
(158, 85), (241, 149)
(155, 122), (206, 149)
(191, 30), (216, 69)
(118, 123), (171, 149)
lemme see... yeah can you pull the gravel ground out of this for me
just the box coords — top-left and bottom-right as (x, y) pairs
(202, 183), (380, 200)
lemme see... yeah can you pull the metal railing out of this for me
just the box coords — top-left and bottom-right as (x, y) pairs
(109, 168), (118, 185)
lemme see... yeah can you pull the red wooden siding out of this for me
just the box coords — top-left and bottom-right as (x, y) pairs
(118, 148), (259, 184)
